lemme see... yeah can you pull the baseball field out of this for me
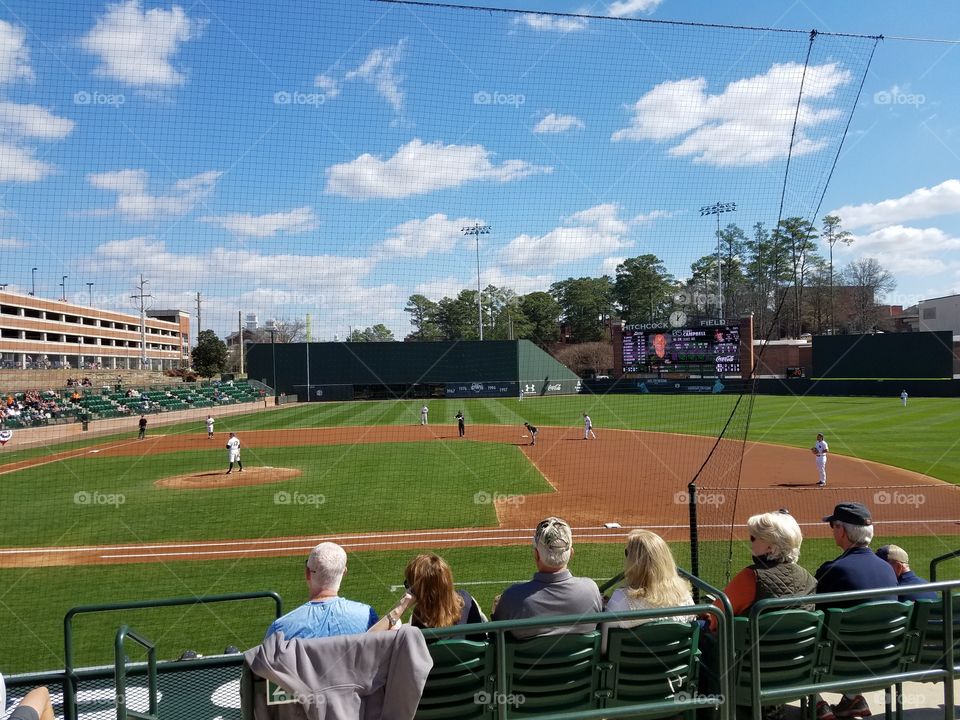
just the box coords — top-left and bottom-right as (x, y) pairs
(1, 393), (959, 674)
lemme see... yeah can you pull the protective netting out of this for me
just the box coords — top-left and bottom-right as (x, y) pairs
(0, 0), (911, 677)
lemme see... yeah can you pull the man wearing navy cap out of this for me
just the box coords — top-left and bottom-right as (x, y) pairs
(813, 502), (898, 720)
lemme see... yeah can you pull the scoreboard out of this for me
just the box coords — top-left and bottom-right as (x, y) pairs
(622, 322), (741, 374)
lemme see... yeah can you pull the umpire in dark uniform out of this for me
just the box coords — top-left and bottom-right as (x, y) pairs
(455, 410), (465, 437)
(815, 501), (898, 609)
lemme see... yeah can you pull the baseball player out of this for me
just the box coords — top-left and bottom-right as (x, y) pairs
(420, 404), (429, 425)
(524, 422), (538, 446)
(812, 433), (829, 487)
(137, 415), (147, 440)
(583, 412), (597, 440)
(900, 389), (908, 407)
(226, 432), (243, 474)
(455, 410), (465, 437)
(206, 414), (215, 439)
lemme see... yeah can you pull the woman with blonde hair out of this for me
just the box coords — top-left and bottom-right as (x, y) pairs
(708, 509), (816, 630)
(605, 529), (695, 629)
(407, 553), (485, 630)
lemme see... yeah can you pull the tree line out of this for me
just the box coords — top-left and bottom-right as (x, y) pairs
(402, 215), (895, 345)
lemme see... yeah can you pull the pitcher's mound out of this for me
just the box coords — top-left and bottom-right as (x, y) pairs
(155, 467), (301, 489)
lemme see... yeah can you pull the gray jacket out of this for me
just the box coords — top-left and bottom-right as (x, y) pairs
(242, 626), (433, 720)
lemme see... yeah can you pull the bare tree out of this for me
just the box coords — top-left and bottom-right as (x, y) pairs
(552, 341), (613, 377)
(841, 258), (897, 333)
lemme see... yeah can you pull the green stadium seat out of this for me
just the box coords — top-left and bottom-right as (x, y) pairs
(416, 639), (495, 720)
(502, 631), (602, 714)
(732, 609), (823, 714)
(604, 620), (701, 717)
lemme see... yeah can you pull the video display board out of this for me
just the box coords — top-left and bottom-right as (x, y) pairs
(622, 322), (740, 374)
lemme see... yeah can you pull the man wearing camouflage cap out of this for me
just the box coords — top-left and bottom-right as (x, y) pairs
(492, 516), (602, 639)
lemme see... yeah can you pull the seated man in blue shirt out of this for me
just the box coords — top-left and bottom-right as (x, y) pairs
(492, 516), (603, 639)
(876, 544), (937, 601)
(814, 502), (898, 720)
(266, 542), (378, 640)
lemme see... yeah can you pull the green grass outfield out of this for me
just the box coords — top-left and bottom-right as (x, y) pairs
(2, 537), (958, 675)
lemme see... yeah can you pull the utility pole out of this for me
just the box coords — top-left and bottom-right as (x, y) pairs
(699, 202), (736, 320)
(130, 275), (152, 370)
(238, 310), (244, 376)
(461, 223), (491, 340)
(195, 292), (202, 339)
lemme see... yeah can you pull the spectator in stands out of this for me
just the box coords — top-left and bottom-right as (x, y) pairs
(708, 509), (816, 631)
(814, 502), (898, 720)
(605, 529), (695, 632)
(3, 685), (55, 720)
(492, 516), (603, 639)
(876, 544), (937, 601)
(264, 542), (378, 640)
(394, 553), (486, 634)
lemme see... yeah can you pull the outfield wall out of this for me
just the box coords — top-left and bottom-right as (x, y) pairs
(248, 340), (580, 400)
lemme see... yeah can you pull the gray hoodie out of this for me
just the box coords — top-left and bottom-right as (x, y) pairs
(242, 625), (433, 720)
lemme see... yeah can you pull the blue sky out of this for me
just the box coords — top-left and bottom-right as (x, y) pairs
(1, 0), (958, 339)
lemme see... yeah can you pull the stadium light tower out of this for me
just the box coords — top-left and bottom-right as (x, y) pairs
(60, 275), (68, 302)
(30, 268), (37, 296)
(699, 202), (736, 320)
(86, 282), (94, 306)
(461, 223), (491, 340)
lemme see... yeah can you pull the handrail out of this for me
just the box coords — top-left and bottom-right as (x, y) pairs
(930, 549), (960, 581)
(420, 601), (731, 720)
(114, 626), (158, 720)
(63, 591), (282, 720)
(748, 580), (960, 720)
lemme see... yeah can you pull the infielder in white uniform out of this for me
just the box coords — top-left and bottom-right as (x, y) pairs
(583, 412), (597, 440)
(900, 389), (908, 407)
(206, 414), (215, 439)
(812, 433), (828, 487)
(420, 405), (429, 425)
(226, 432), (242, 474)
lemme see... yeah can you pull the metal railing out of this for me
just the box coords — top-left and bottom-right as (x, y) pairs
(61, 591), (282, 720)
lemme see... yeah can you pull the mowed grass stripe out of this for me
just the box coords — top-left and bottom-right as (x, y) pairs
(1, 442), (551, 547)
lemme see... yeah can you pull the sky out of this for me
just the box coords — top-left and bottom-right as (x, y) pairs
(1, 0), (959, 340)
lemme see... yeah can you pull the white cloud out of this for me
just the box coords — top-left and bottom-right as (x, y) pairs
(380, 213), (482, 258)
(80, 0), (204, 88)
(0, 101), (74, 139)
(88, 168), (221, 219)
(0, 20), (33, 83)
(345, 39), (406, 112)
(830, 179), (960, 230)
(612, 62), (851, 166)
(841, 225), (960, 276)
(533, 113), (585, 134)
(201, 206), (318, 238)
(0, 143), (56, 183)
(607, 0), (664, 17)
(325, 139), (551, 199)
(600, 256), (628, 275)
(313, 73), (340, 100)
(0, 101), (73, 183)
(500, 202), (660, 268)
(0, 237), (25, 249)
(515, 14), (588, 32)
